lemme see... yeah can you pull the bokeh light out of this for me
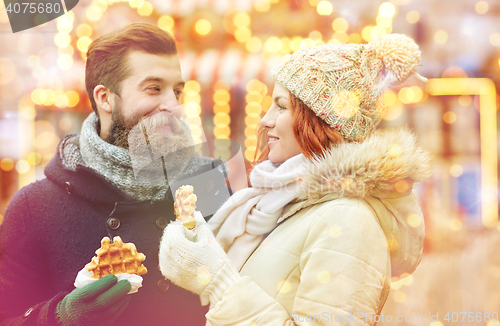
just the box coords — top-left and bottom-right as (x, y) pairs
(137, 1), (153, 16)
(434, 30), (448, 44)
(158, 15), (174, 32)
(490, 33), (500, 46)
(407, 213), (422, 228)
(406, 11), (420, 24)
(332, 18), (348, 33)
(0, 158), (15, 172)
(57, 54), (73, 70)
(16, 160), (30, 174)
(195, 19), (212, 35)
(443, 111), (457, 124)
(76, 24), (93, 37)
(450, 164), (464, 177)
(379, 2), (396, 17)
(475, 1), (489, 14)
(77, 37), (92, 53)
(246, 37), (262, 53)
(316, 1), (333, 16)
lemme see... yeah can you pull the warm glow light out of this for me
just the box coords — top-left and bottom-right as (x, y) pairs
(129, 0), (144, 8)
(475, 1), (489, 14)
(76, 37), (92, 53)
(379, 2), (396, 17)
(371, 25), (387, 38)
(54, 33), (71, 48)
(265, 36), (282, 53)
(291, 37), (303, 51)
(407, 213), (422, 228)
(86, 6), (102, 21)
(450, 164), (464, 177)
(348, 33), (362, 44)
(195, 19), (211, 35)
(384, 90), (397, 106)
(490, 33), (500, 46)
(382, 104), (403, 120)
(449, 218), (463, 231)
(406, 10), (420, 24)
(332, 32), (348, 43)
(443, 111), (457, 124)
(400, 274), (413, 286)
(0, 158), (15, 171)
(16, 160), (30, 174)
(376, 15), (392, 28)
(458, 95), (472, 106)
(392, 290), (406, 303)
(332, 17), (348, 33)
(137, 1), (153, 16)
(233, 13), (250, 27)
(235, 27), (251, 43)
(390, 280), (402, 290)
(59, 117), (73, 131)
(158, 15), (174, 32)
(76, 24), (92, 37)
(57, 54), (73, 70)
(361, 26), (373, 42)
(309, 30), (322, 41)
(426, 78), (498, 228)
(434, 30), (448, 44)
(254, 0), (271, 12)
(316, 1), (333, 16)
(57, 18), (73, 33)
(317, 271), (331, 283)
(300, 38), (315, 49)
(280, 38), (292, 54)
(246, 37), (262, 53)
(55, 94), (69, 108)
(66, 90), (80, 107)
(430, 322), (444, 326)
(27, 152), (42, 165)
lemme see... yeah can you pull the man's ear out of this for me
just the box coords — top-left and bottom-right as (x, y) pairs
(93, 85), (114, 114)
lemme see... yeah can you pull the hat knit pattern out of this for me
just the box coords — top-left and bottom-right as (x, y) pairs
(271, 34), (422, 141)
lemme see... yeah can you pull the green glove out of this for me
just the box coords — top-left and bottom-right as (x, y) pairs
(56, 274), (131, 326)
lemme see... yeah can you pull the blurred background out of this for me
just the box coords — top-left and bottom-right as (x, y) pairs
(1, 0), (500, 324)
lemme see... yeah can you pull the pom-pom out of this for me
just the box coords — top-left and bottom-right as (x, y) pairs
(370, 34), (421, 85)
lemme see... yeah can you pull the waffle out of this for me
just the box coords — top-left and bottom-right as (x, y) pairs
(174, 185), (197, 230)
(85, 236), (148, 279)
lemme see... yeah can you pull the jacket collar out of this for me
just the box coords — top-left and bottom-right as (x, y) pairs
(278, 128), (433, 223)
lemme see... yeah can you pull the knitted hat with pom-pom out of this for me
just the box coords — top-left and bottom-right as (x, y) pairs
(271, 34), (426, 142)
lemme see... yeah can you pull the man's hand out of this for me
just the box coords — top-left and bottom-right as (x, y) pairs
(56, 274), (131, 326)
(159, 212), (240, 306)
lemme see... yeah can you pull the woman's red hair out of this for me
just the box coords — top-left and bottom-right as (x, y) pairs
(253, 91), (344, 166)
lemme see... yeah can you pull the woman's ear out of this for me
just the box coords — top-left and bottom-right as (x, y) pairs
(93, 85), (113, 114)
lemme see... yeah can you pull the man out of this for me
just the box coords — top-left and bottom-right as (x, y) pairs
(0, 22), (229, 325)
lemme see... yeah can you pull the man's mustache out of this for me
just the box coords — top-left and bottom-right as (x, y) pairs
(138, 111), (183, 135)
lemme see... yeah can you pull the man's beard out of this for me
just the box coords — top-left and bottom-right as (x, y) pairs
(106, 102), (196, 185)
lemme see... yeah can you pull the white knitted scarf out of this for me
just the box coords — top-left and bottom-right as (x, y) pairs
(208, 154), (307, 270)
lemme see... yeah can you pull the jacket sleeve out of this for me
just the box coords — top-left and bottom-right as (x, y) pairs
(0, 187), (65, 326)
(206, 202), (390, 325)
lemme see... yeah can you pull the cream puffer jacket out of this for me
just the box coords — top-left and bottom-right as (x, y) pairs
(206, 129), (433, 326)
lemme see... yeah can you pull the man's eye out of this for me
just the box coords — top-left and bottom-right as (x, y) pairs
(148, 86), (160, 91)
(277, 105), (286, 110)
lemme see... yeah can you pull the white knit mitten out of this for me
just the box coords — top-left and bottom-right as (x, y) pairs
(159, 211), (240, 306)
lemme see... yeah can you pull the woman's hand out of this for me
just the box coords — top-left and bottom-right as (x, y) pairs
(159, 211), (240, 306)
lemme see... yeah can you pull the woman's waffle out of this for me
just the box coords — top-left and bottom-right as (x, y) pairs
(85, 236), (148, 279)
(174, 185), (197, 230)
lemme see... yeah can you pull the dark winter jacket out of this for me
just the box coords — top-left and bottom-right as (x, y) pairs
(0, 142), (230, 325)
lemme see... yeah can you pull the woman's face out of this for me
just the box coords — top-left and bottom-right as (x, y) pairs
(260, 82), (302, 164)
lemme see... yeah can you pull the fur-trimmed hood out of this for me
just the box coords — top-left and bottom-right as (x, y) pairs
(298, 128), (434, 201)
(283, 128), (433, 278)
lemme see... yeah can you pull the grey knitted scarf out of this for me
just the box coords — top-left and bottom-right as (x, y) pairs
(60, 113), (215, 201)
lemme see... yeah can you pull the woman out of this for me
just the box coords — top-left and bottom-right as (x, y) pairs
(159, 33), (433, 325)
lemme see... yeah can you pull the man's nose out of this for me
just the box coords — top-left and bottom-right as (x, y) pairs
(159, 92), (183, 118)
